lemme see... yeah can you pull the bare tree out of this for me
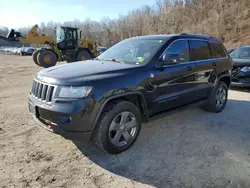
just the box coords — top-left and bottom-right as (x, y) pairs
(10, 0), (250, 47)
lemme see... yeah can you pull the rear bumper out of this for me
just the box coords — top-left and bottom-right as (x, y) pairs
(231, 82), (250, 87)
(31, 114), (92, 141)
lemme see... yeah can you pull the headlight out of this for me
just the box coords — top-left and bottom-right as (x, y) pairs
(241, 67), (250, 72)
(59, 86), (92, 98)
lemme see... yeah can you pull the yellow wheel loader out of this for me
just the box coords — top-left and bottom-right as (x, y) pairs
(6, 24), (100, 68)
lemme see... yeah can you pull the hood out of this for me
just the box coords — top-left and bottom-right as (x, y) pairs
(36, 60), (140, 85)
(232, 58), (250, 67)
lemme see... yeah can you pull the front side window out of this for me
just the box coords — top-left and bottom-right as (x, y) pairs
(56, 27), (65, 42)
(189, 40), (211, 61)
(230, 46), (250, 60)
(162, 40), (190, 64)
(97, 38), (166, 65)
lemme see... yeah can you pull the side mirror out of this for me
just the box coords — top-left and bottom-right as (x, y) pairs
(160, 54), (180, 65)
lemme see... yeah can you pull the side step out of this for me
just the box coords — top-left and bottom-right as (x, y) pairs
(148, 99), (206, 122)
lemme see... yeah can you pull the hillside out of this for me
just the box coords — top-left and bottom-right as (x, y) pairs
(5, 0), (250, 48)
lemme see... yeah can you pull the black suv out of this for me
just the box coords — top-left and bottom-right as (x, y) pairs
(29, 34), (233, 154)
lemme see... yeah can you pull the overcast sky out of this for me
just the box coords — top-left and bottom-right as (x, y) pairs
(0, 0), (156, 29)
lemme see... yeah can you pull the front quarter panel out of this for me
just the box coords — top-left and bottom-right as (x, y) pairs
(87, 66), (154, 130)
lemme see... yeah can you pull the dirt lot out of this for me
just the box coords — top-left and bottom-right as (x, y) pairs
(0, 53), (250, 188)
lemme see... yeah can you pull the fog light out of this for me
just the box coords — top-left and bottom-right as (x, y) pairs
(59, 116), (72, 124)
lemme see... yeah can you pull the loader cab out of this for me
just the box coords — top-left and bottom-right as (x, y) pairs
(56, 26), (78, 50)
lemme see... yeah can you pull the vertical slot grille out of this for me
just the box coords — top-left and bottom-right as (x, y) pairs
(31, 80), (55, 102)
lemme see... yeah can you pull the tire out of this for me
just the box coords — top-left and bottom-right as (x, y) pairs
(32, 49), (42, 66)
(76, 50), (91, 61)
(65, 55), (75, 63)
(37, 50), (57, 68)
(203, 81), (228, 113)
(93, 100), (142, 154)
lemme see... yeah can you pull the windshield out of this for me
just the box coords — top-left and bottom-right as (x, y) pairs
(56, 27), (65, 42)
(230, 46), (250, 59)
(97, 38), (165, 64)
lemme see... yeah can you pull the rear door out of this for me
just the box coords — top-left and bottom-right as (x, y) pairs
(188, 40), (217, 99)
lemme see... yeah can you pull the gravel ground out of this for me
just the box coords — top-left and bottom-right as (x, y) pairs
(0, 53), (250, 188)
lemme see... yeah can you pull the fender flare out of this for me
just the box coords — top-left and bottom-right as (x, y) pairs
(211, 72), (231, 94)
(217, 73), (231, 85)
(92, 91), (149, 129)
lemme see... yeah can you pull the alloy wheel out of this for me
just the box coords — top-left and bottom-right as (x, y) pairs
(216, 86), (227, 109)
(109, 111), (137, 147)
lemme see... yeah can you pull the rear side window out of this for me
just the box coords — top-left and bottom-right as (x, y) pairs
(209, 42), (227, 58)
(189, 40), (211, 61)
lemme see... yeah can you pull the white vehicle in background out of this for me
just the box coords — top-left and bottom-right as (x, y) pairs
(16, 48), (23, 54)
(20, 47), (37, 56)
(11, 48), (18, 54)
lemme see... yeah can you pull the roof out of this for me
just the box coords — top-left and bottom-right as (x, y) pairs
(57, 26), (79, 30)
(129, 33), (220, 42)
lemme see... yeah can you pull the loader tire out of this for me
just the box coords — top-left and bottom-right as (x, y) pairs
(37, 50), (57, 68)
(76, 50), (91, 61)
(32, 49), (42, 66)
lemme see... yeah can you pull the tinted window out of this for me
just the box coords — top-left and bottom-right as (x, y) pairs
(210, 42), (227, 58)
(163, 40), (190, 63)
(98, 39), (166, 64)
(230, 46), (250, 60)
(189, 40), (211, 61)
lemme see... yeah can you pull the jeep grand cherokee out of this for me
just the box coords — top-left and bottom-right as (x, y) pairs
(28, 34), (233, 154)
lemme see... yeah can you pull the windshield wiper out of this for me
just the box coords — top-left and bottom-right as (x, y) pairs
(98, 58), (125, 63)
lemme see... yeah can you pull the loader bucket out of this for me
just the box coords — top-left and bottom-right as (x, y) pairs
(6, 29), (21, 40)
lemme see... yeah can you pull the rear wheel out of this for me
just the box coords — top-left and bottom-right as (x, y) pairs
(93, 100), (141, 154)
(76, 50), (91, 61)
(37, 50), (57, 68)
(32, 49), (42, 66)
(203, 81), (228, 113)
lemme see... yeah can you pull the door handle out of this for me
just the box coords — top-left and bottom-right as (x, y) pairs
(187, 66), (193, 71)
(212, 62), (216, 66)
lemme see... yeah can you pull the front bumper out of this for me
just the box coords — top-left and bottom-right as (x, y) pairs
(31, 113), (92, 141)
(28, 94), (97, 141)
(231, 69), (250, 87)
(231, 80), (250, 87)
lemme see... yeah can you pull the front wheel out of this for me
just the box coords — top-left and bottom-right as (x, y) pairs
(32, 49), (42, 66)
(37, 50), (57, 68)
(203, 81), (228, 113)
(93, 101), (141, 154)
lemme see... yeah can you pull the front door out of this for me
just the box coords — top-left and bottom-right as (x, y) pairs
(151, 39), (199, 114)
(65, 28), (78, 50)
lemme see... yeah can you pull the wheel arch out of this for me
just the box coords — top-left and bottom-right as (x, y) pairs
(92, 91), (149, 130)
(219, 75), (231, 88)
